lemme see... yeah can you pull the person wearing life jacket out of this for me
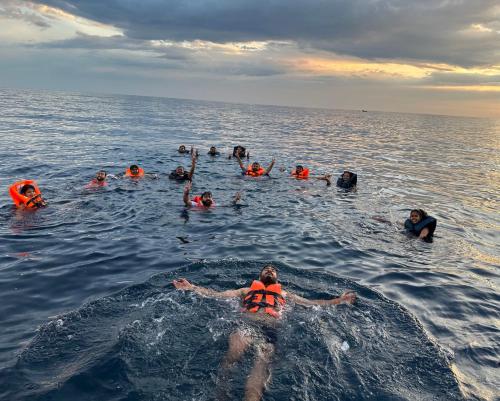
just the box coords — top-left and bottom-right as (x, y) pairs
(404, 209), (437, 242)
(170, 150), (197, 181)
(291, 165), (332, 186)
(173, 264), (355, 401)
(336, 170), (357, 189)
(123, 164), (157, 179)
(9, 180), (47, 209)
(85, 170), (108, 188)
(182, 181), (215, 208)
(236, 154), (275, 177)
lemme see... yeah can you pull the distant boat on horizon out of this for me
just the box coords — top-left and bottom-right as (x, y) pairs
(362, 109), (368, 112)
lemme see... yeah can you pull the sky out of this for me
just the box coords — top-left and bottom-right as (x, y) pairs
(0, 0), (499, 117)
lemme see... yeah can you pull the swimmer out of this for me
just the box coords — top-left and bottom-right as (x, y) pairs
(236, 154), (275, 177)
(178, 145), (190, 154)
(291, 165), (331, 186)
(85, 170), (108, 188)
(169, 151), (197, 181)
(9, 180), (47, 208)
(173, 264), (355, 401)
(123, 164), (157, 179)
(336, 170), (357, 189)
(208, 146), (220, 156)
(404, 209), (437, 242)
(182, 181), (241, 208)
(229, 145), (249, 160)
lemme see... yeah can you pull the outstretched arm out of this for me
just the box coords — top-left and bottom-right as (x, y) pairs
(188, 151), (197, 180)
(286, 290), (356, 306)
(183, 181), (192, 207)
(173, 278), (247, 299)
(264, 158), (276, 175)
(236, 155), (247, 173)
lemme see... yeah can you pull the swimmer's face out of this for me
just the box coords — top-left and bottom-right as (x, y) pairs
(252, 162), (261, 172)
(24, 188), (36, 198)
(410, 211), (421, 224)
(342, 172), (351, 181)
(296, 166), (304, 174)
(179, 145), (186, 152)
(201, 192), (213, 207)
(96, 171), (106, 181)
(176, 166), (185, 175)
(210, 147), (216, 153)
(130, 167), (140, 175)
(260, 265), (278, 285)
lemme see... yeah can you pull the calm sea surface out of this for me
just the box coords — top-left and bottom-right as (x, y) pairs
(0, 88), (498, 401)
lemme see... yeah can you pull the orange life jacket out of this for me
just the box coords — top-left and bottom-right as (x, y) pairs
(192, 195), (216, 208)
(125, 167), (145, 177)
(246, 165), (265, 177)
(243, 280), (285, 318)
(291, 168), (309, 179)
(9, 180), (43, 208)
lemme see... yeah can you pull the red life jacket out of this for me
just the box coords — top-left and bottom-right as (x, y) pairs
(243, 280), (285, 318)
(125, 167), (145, 177)
(291, 168), (309, 179)
(192, 195), (215, 208)
(9, 180), (43, 208)
(246, 165), (265, 177)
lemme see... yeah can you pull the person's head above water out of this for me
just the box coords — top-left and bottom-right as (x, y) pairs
(342, 171), (352, 181)
(295, 165), (304, 174)
(96, 170), (107, 182)
(409, 209), (428, 224)
(178, 145), (187, 153)
(20, 184), (36, 198)
(259, 264), (278, 285)
(129, 165), (140, 176)
(175, 166), (185, 175)
(200, 191), (213, 207)
(209, 146), (217, 154)
(251, 162), (261, 172)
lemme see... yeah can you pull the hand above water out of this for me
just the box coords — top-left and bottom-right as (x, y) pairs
(173, 278), (194, 290)
(339, 291), (356, 304)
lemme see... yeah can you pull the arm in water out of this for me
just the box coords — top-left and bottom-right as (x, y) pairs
(173, 278), (247, 299)
(285, 290), (356, 306)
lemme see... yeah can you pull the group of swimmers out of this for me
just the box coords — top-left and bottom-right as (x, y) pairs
(7, 143), (437, 241)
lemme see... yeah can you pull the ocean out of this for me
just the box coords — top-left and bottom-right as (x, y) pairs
(0, 88), (498, 400)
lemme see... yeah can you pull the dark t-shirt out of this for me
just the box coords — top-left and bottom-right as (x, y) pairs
(169, 171), (190, 181)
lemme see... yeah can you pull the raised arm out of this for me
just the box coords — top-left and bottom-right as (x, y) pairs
(236, 155), (247, 173)
(188, 151), (197, 180)
(173, 278), (247, 299)
(183, 181), (192, 207)
(286, 290), (356, 306)
(264, 158), (276, 175)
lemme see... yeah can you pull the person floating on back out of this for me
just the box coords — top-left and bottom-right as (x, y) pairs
(404, 209), (437, 242)
(9, 180), (47, 209)
(236, 154), (275, 177)
(170, 151), (197, 181)
(208, 146), (220, 156)
(291, 165), (331, 186)
(336, 170), (357, 189)
(173, 264), (355, 401)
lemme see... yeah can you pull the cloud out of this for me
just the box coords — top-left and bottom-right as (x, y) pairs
(29, 0), (500, 67)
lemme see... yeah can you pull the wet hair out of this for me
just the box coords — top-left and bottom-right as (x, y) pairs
(20, 184), (35, 195)
(260, 264), (278, 273)
(98, 170), (107, 176)
(130, 165), (139, 170)
(296, 165), (304, 171)
(343, 171), (352, 178)
(201, 191), (212, 198)
(410, 209), (428, 219)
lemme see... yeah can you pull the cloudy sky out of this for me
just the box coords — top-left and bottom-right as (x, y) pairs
(1, 0), (499, 117)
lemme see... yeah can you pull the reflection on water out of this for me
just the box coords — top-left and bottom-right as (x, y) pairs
(0, 88), (498, 399)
